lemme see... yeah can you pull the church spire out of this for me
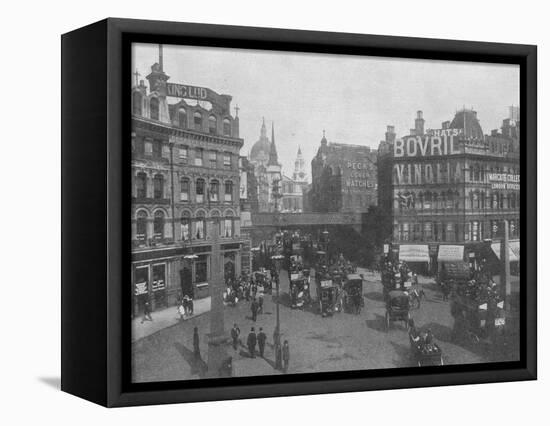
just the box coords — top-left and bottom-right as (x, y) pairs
(268, 121), (279, 166)
(260, 117), (266, 138)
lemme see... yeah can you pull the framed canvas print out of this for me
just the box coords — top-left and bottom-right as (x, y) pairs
(61, 18), (537, 407)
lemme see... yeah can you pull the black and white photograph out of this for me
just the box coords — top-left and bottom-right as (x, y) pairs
(130, 42), (521, 383)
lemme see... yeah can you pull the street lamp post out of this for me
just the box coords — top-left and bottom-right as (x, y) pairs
(271, 254), (284, 370)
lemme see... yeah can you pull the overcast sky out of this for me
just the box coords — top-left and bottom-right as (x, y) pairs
(132, 43), (519, 179)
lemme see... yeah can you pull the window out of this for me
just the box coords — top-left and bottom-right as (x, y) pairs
(153, 140), (162, 159)
(195, 255), (208, 283)
(223, 215), (233, 238)
(195, 212), (206, 239)
(150, 97), (159, 120)
(413, 223), (421, 241)
(208, 115), (217, 134)
(401, 223), (409, 241)
(136, 172), (147, 198)
(180, 178), (189, 202)
(194, 111), (202, 131)
(136, 211), (147, 241)
(464, 222), (470, 241)
(178, 108), (187, 129)
(133, 92), (142, 115)
(152, 264), (166, 291)
(181, 211), (191, 240)
(471, 221), (480, 241)
(209, 151), (217, 168)
(224, 181), (233, 202)
(423, 222), (433, 240)
(424, 192), (432, 210)
(446, 222), (454, 242)
(178, 146), (188, 163)
(153, 174), (164, 199)
(223, 153), (231, 170)
(223, 118), (231, 136)
(153, 211), (165, 240)
(196, 179), (205, 203)
(195, 148), (203, 166)
(210, 180), (219, 202)
(509, 220), (517, 238)
(491, 220), (500, 238)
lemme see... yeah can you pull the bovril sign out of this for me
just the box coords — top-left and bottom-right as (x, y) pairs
(394, 129), (462, 158)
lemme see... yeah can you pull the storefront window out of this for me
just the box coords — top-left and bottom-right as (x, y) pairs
(134, 266), (149, 298)
(152, 264), (166, 291)
(195, 255), (208, 283)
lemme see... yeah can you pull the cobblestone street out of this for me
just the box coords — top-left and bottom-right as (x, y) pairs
(132, 270), (519, 382)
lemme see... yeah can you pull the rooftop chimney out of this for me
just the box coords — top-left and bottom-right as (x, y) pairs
(385, 125), (396, 143)
(415, 110), (425, 135)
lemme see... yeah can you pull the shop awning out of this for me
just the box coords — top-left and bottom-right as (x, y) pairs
(437, 245), (465, 262)
(491, 240), (520, 262)
(399, 245), (430, 262)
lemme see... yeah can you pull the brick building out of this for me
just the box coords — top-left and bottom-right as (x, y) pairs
(308, 131), (378, 213)
(130, 47), (248, 315)
(377, 109), (520, 268)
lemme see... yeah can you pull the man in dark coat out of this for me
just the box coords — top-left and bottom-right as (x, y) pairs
(257, 327), (267, 357)
(250, 298), (258, 322)
(231, 323), (241, 351)
(247, 327), (257, 358)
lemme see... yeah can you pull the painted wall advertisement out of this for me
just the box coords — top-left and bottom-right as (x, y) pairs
(398, 244), (430, 262)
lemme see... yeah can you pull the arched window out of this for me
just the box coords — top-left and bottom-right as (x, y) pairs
(180, 178), (189, 202)
(196, 178), (205, 203)
(223, 212), (233, 238)
(224, 180), (233, 202)
(153, 174), (164, 199)
(223, 118), (231, 136)
(195, 211), (206, 239)
(132, 92), (142, 115)
(194, 111), (202, 130)
(136, 172), (147, 198)
(178, 108), (187, 129)
(150, 97), (159, 120)
(136, 211), (148, 241)
(153, 211), (165, 240)
(210, 180), (219, 202)
(208, 115), (217, 134)
(181, 211), (191, 240)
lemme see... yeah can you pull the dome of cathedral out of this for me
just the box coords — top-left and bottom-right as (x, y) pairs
(250, 118), (271, 162)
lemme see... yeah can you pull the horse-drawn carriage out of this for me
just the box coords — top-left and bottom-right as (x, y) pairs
(290, 271), (310, 309)
(317, 277), (338, 317)
(385, 290), (410, 330)
(343, 273), (364, 314)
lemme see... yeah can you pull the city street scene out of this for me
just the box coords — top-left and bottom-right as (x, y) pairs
(131, 43), (520, 383)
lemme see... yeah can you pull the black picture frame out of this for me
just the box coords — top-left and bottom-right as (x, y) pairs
(61, 18), (537, 407)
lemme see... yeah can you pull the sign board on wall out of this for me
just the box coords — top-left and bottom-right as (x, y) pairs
(437, 245), (464, 262)
(135, 282), (148, 295)
(399, 245), (430, 262)
(383, 244), (389, 254)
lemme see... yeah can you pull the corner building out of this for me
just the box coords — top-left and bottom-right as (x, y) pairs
(130, 50), (248, 315)
(378, 109), (520, 268)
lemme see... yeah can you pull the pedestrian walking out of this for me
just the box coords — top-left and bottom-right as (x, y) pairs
(188, 296), (194, 315)
(257, 327), (267, 357)
(258, 293), (264, 314)
(183, 295), (190, 316)
(193, 326), (200, 359)
(177, 301), (185, 321)
(231, 323), (241, 351)
(141, 300), (153, 323)
(247, 327), (257, 358)
(282, 340), (290, 373)
(250, 298), (258, 322)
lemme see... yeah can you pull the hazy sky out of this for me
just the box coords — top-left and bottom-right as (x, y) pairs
(132, 43), (519, 179)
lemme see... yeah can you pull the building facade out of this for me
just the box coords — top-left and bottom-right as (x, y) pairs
(377, 109), (520, 266)
(131, 50), (248, 315)
(249, 119), (282, 212)
(309, 132), (378, 213)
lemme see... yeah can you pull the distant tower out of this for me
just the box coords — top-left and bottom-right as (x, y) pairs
(268, 122), (279, 166)
(293, 146), (307, 182)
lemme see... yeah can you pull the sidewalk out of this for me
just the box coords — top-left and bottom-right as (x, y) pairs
(132, 297), (211, 342)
